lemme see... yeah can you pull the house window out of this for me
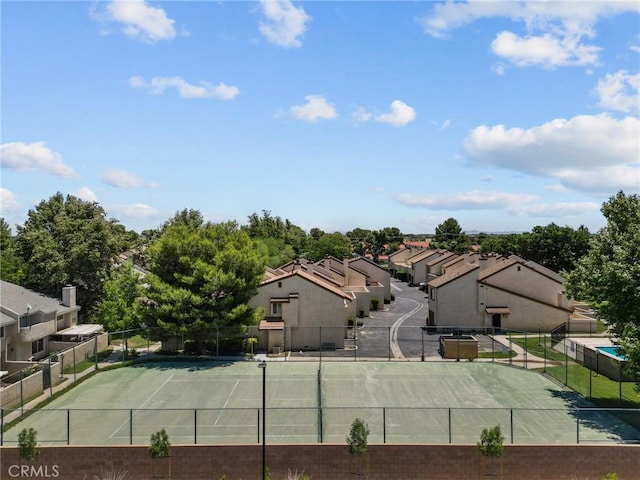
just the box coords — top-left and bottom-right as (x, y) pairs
(271, 302), (282, 316)
(430, 288), (436, 301)
(0, 327), (4, 338)
(278, 282), (282, 288)
(31, 338), (44, 355)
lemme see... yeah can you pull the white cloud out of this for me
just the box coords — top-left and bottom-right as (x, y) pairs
(396, 190), (539, 210)
(103, 168), (158, 188)
(259, 0), (310, 48)
(375, 100), (417, 127)
(544, 184), (567, 192)
(0, 141), (76, 178)
(464, 114), (640, 193)
(0, 188), (20, 215)
(491, 30), (599, 68)
(129, 76), (239, 100)
(95, 0), (177, 44)
(109, 203), (160, 219)
(420, 1), (639, 68)
(290, 95), (337, 122)
(75, 187), (99, 203)
(593, 70), (640, 114)
(351, 105), (373, 124)
(511, 201), (600, 218)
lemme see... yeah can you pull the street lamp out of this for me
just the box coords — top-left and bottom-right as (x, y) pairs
(258, 361), (267, 480)
(421, 327), (426, 361)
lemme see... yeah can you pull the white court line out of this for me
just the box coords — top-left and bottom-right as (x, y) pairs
(213, 379), (240, 426)
(108, 374), (175, 439)
(391, 283), (402, 292)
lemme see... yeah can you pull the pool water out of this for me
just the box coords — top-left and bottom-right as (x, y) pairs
(596, 345), (626, 360)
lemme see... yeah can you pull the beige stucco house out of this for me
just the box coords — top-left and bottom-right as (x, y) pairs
(427, 255), (596, 333)
(0, 282), (100, 375)
(248, 264), (356, 353)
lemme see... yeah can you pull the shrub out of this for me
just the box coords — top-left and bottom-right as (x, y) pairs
(346, 418), (369, 457)
(148, 428), (171, 458)
(18, 427), (39, 460)
(370, 298), (380, 311)
(477, 425), (504, 458)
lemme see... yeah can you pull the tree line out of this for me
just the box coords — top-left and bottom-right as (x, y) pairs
(0, 191), (638, 384)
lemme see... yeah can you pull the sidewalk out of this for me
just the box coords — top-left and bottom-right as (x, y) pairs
(490, 334), (550, 369)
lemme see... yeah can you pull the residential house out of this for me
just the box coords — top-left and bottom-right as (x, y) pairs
(248, 264), (356, 353)
(426, 255), (596, 333)
(0, 281), (101, 375)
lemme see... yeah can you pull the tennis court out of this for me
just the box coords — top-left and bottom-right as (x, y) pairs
(3, 360), (638, 446)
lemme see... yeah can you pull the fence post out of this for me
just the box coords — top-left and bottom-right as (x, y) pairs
(194, 409), (197, 444)
(448, 408), (452, 444)
(20, 370), (24, 416)
(94, 336), (98, 370)
(510, 409), (514, 444)
(565, 342), (569, 386)
(122, 331), (125, 365)
(576, 410), (580, 444)
(388, 327), (391, 362)
(383, 407), (386, 444)
(73, 347), (77, 382)
(319, 326), (322, 363)
(67, 409), (70, 445)
(49, 356), (53, 397)
(1, 409), (3, 446)
(130, 409), (133, 445)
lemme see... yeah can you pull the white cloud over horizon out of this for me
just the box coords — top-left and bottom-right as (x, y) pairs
(75, 187), (99, 203)
(103, 168), (159, 188)
(0, 142), (77, 178)
(108, 203), (161, 221)
(463, 114), (640, 194)
(129, 76), (239, 100)
(259, 0), (310, 48)
(92, 0), (177, 44)
(289, 95), (337, 122)
(396, 190), (539, 210)
(0, 188), (20, 216)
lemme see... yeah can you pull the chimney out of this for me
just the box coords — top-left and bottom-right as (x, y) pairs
(343, 257), (349, 286)
(62, 285), (76, 307)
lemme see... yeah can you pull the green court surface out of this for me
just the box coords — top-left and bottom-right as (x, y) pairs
(3, 360), (638, 446)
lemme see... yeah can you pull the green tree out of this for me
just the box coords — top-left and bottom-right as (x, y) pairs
(565, 192), (640, 385)
(518, 223), (591, 272)
(305, 232), (351, 262)
(94, 261), (143, 335)
(142, 221), (266, 349)
(254, 237), (296, 268)
(481, 225), (591, 273)
(432, 217), (470, 254)
(245, 210), (307, 256)
(0, 217), (26, 284)
(18, 428), (39, 461)
(14, 193), (125, 315)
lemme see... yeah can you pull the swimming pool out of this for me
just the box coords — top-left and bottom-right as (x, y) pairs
(596, 345), (626, 360)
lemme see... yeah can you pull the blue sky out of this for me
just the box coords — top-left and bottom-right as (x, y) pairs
(1, 1), (639, 235)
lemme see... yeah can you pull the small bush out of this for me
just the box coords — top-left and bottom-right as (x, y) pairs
(477, 425), (504, 458)
(370, 298), (380, 311)
(148, 428), (171, 458)
(18, 427), (39, 460)
(346, 418), (369, 457)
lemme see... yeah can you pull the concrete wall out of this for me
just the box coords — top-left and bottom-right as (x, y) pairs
(1, 444), (638, 480)
(0, 370), (43, 410)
